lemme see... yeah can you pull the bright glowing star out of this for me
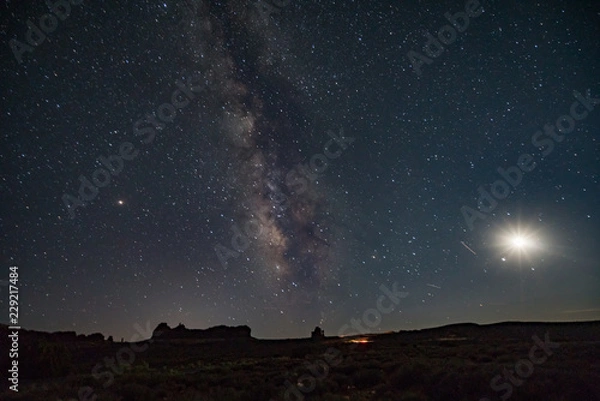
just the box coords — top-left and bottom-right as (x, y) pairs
(510, 235), (531, 249)
(506, 233), (535, 253)
(495, 223), (545, 263)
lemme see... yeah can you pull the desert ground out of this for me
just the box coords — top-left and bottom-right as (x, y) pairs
(1, 321), (599, 401)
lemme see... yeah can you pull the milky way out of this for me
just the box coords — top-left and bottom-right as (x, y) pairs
(176, 0), (344, 304)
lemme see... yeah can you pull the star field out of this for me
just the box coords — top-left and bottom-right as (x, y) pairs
(0, 0), (599, 340)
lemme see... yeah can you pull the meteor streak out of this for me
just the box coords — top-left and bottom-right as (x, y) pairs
(460, 241), (477, 255)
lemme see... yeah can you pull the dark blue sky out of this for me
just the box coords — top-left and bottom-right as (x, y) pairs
(1, 0), (599, 340)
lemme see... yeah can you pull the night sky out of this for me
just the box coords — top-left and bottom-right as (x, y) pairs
(1, 0), (599, 341)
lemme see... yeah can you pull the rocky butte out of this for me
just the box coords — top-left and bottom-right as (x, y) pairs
(151, 323), (252, 341)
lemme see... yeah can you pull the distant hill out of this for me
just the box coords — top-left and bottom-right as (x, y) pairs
(354, 320), (600, 344)
(0, 323), (106, 343)
(1, 320), (598, 345)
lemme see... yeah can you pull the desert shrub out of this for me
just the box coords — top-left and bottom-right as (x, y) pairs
(427, 368), (490, 401)
(290, 345), (314, 358)
(361, 359), (383, 370)
(37, 341), (72, 378)
(431, 370), (466, 400)
(496, 354), (514, 363)
(455, 368), (493, 398)
(389, 363), (431, 391)
(399, 390), (429, 401)
(352, 368), (383, 389)
(472, 354), (493, 363)
(240, 382), (279, 401)
(337, 361), (361, 375)
(60, 373), (99, 390)
(207, 386), (240, 401)
(213, 372), (241, 389)
(490, 348), (509, 358)
(117, 382), (156, 401)
(381, 360), (403, 373)
(330, 372), (351, 389)
(314, 394), (348, 401)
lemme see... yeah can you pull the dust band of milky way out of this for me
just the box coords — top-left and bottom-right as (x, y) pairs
(176, 0), (345, 292)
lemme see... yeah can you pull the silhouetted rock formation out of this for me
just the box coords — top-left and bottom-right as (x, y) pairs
(76, 332), (105, 341)
(311, 326), (325, 340)
(151, 323), (252, 341)
(87, 332), (105, 342)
